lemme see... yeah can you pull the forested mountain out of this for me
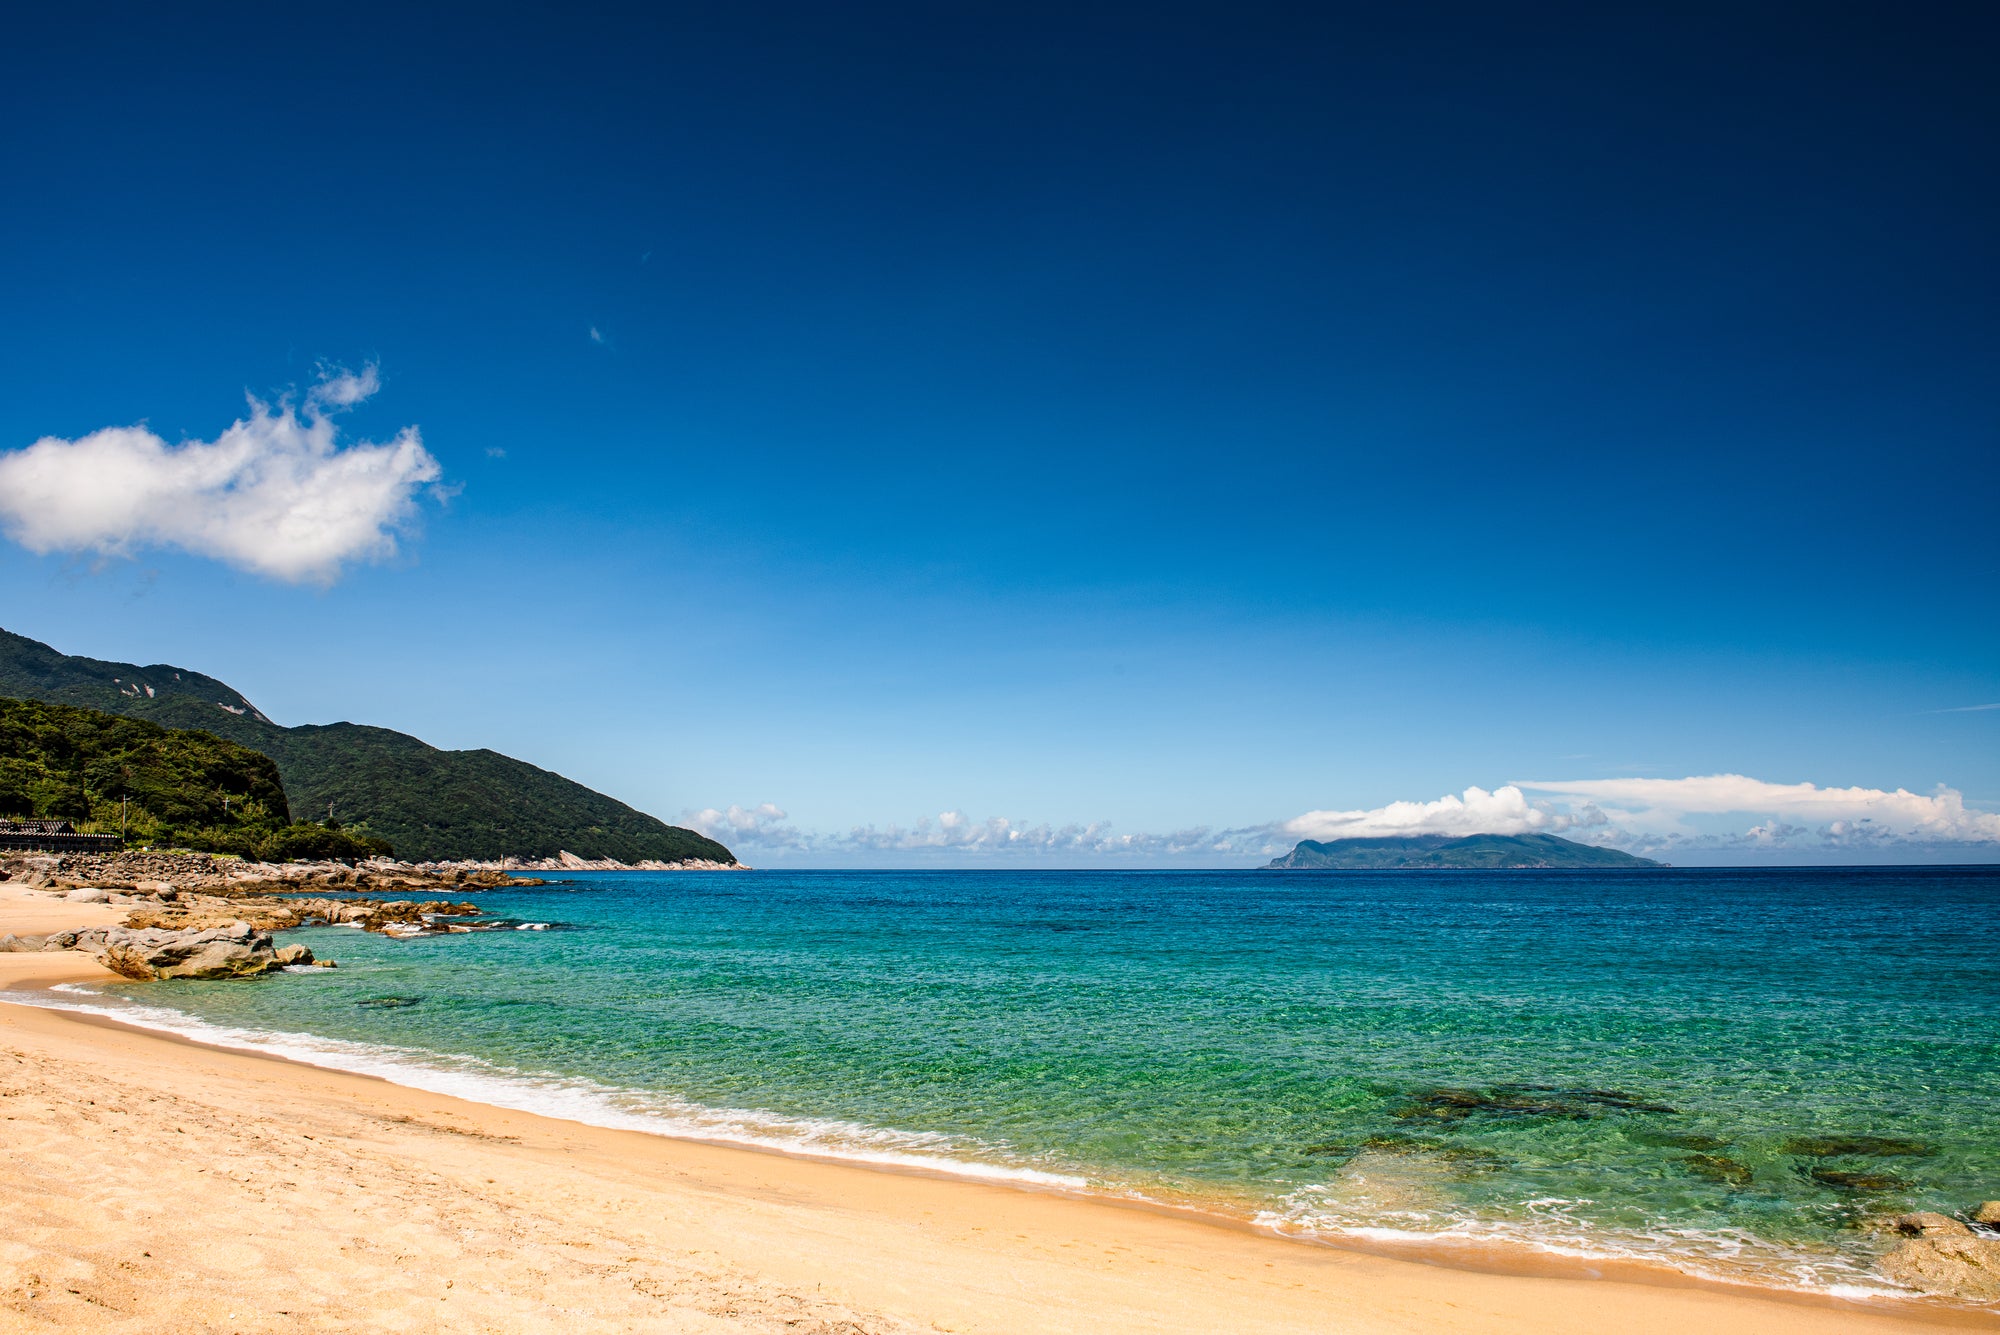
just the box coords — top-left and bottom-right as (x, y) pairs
(0, 628), (735, 864)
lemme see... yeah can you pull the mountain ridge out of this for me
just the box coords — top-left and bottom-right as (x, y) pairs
(0, 628), (736, 865)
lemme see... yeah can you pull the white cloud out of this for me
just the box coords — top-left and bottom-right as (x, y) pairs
(1276, 775), (2000, 851)
(589, 326), (606, 345)
(687, 803), (796, 843)
(1282, 785), (1566, 840)
(0, 365), (441, 585)
(307, 361), (379, 408)
(1516, 774), (2000, 845)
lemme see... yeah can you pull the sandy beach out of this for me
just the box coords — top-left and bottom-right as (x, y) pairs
(0, 904), (1984, 1335)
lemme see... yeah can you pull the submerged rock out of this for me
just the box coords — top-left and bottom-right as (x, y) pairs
(1394, 1084), (1676, 1121)
(1805, 1166), (1908, 1193)
(1782, 1135), (1936, 1158)
(1358, 1136), (1507, 1171)
(1681, 1153), (1754, 1187)
(1302, 1135), (1506, 1173)
(1640, 1131), (1732, 1152)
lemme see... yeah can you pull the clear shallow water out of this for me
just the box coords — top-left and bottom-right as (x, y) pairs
(33, 867), (2000, 1299)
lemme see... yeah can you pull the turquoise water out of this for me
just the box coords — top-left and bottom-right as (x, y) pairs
(42, 866), (2000, 1298)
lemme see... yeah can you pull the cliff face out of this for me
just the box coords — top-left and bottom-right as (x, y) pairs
(0, 628), (736, 865)
(1263, 833), (1664, 869)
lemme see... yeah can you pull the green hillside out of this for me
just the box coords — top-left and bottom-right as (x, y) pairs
(0, 628), (737, 864)
(0, 695), (290, 834)
(0, 696), (389, 860)
(1263, 832), (1664, 869)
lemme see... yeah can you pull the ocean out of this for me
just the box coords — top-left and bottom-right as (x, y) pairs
(28, 866), (2000, 1300)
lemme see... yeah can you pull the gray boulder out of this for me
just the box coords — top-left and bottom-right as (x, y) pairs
(65, 887), (109, 903)
(41, 927), (109, 953)
(100, 921), (286, 981)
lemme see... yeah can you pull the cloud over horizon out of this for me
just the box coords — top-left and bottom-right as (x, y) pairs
(0, 365), (441, 584)
(1515, 774), (2000, 847)
(685, 803), (1250, 860)
(1281, 784), (1599, 841)
(691, 773), (2000, 863)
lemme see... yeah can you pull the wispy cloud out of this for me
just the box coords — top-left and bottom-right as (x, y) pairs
(1927, 702), (2000, 713)
(0, 365), (440, 585)
(685, 804), (1278, 861)
(589, 326), (607, 345)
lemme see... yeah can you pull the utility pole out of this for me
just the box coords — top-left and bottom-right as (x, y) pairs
(121, 795), (127, 839)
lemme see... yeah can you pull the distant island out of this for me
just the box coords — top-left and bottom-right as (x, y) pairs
(0, 627), (736, 865)
(1263, 833), (1664, 870)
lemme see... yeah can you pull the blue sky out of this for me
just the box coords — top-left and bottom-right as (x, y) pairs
(1, 2), (1995, 864)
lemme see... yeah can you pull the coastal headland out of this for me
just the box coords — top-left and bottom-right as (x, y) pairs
(0, 856), (1990, 1331)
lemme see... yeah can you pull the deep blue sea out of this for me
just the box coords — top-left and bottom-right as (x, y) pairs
(34, 866), (2000, 1299)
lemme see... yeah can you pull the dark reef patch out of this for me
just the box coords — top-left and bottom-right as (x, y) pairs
(1394, 1085), (1677, 1121)
(1682, 1153), (1755, 1187)
(1804, 1167), (1910, 1192)
(1781, 1135), (1935, 1159)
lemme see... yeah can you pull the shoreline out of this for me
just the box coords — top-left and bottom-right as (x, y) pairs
(1, 973), (1988, 1331)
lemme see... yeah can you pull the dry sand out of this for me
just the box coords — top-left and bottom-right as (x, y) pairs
(0, 882), (125, 935)
(0, 900), (1986, 1332)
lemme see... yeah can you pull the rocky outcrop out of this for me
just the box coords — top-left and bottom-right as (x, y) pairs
(2, 850), (549, 898)
(2, 850), (524, 980)
(1875, 1210), (2000, 1303)
(98, 922), (307, 981)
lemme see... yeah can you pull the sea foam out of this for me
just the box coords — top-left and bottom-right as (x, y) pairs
(16, 984), (1089, 1191)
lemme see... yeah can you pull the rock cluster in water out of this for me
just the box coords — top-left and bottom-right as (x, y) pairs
(6, 850), (544, 896)
(0, 850), (528, 976)
(416, 852), (744, 872)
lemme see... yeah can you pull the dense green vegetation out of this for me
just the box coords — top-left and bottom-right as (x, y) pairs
(0, 628), (736, 864)
(1263, 832), (1664, 869)
(0, 696), (389, 860)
